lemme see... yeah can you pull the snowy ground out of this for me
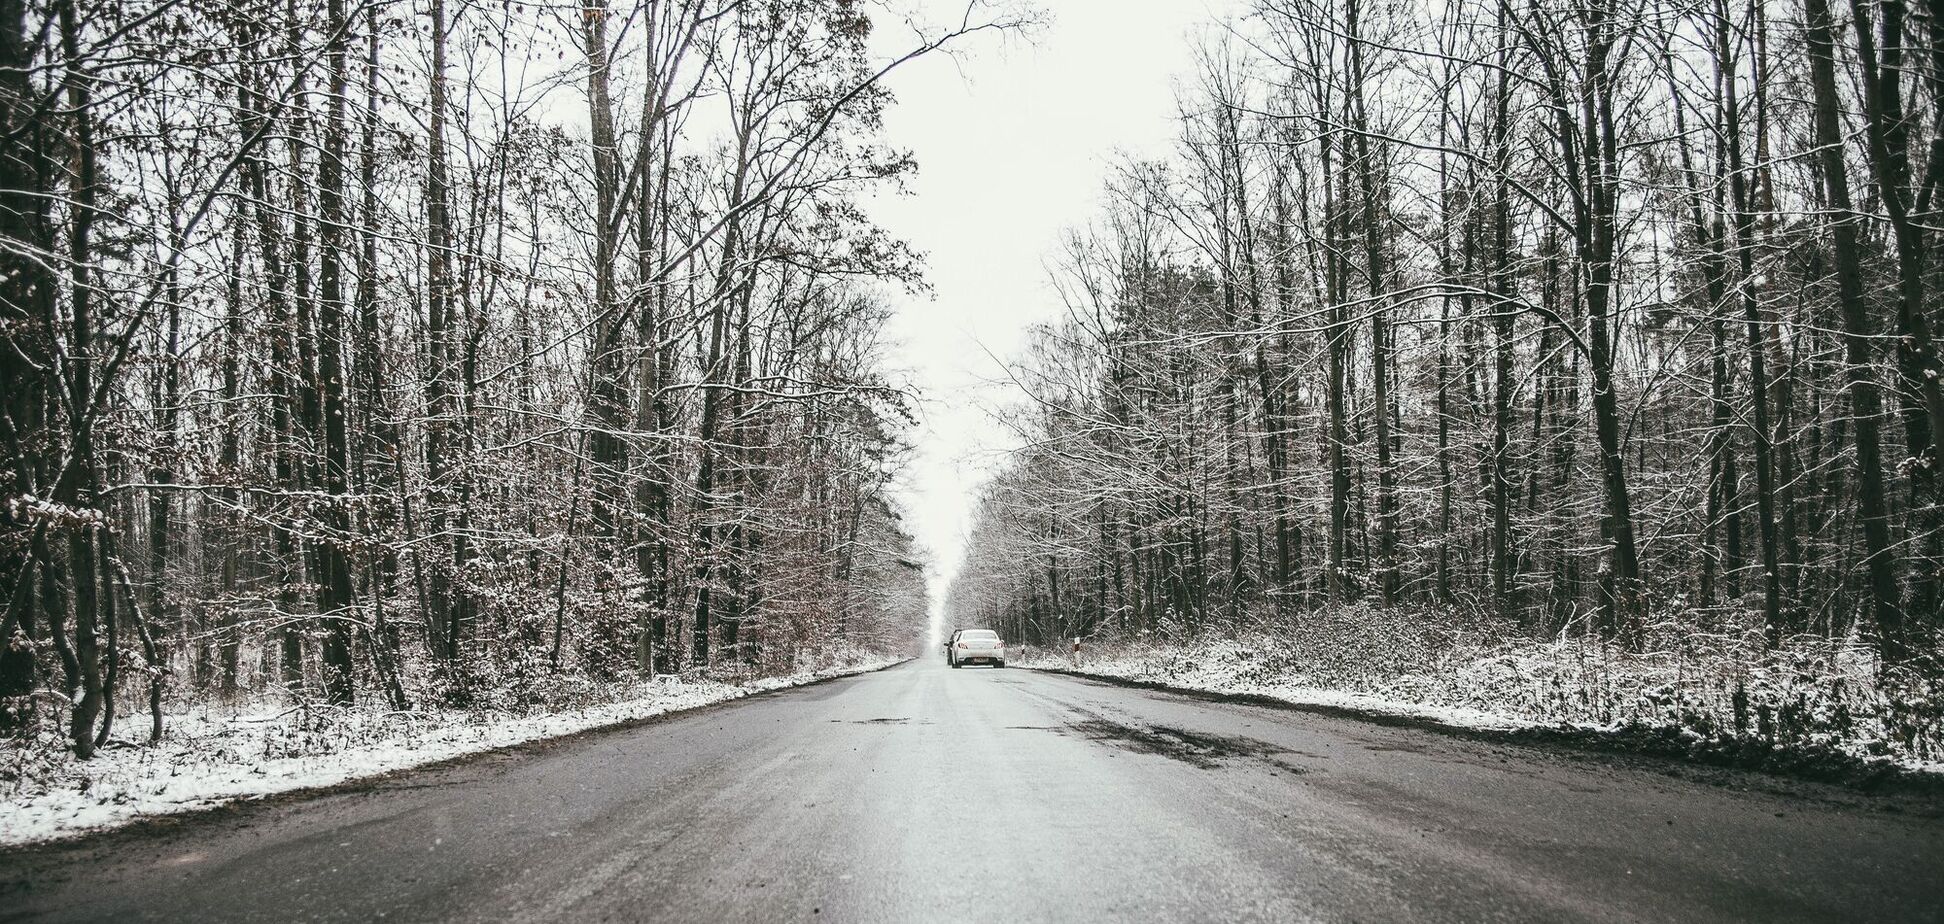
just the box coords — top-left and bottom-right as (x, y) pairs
(1011, 614), (1944, 780)
(0, 656), (903, 847)
(1018, 646), (1534, 732)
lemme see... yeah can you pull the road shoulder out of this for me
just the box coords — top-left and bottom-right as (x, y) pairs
(0, 658), (911, 854)
(1023, 663), (1944, 812)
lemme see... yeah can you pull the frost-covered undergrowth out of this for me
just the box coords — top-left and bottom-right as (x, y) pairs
(1020, 606), (1944, 778)
(0, 653), (901, 847)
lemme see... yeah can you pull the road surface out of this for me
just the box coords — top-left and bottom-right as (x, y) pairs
(2, 659), (1939, 922)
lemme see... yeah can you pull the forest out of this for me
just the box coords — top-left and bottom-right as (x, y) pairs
(3, 0), (1942, 910)
(0, 0), (1010, 759)
(947, 0), (1944, 755)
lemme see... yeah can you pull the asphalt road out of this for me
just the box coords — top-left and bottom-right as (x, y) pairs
(3, 659), (1940, 923)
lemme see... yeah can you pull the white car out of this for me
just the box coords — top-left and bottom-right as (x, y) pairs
(947, 628), (1007, 668)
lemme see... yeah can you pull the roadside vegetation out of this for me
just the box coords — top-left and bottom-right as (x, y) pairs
(949, 0), (1944, 770)
(0, 0), (1022, 766)
(1019, 610), (1944, 775)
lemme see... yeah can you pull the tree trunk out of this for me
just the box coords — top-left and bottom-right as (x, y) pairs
(1807, 0), (1908, 662)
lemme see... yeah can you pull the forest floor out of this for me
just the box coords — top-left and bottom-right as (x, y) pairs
(0, 653), (904, 847)
(1013, 608), (1944, 790)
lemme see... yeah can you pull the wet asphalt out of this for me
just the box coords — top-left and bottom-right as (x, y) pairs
(1, 658), (1940, 923)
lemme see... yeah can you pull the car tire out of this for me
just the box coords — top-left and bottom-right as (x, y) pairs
(950, 658), (960, 669)
(996, 661), (1006, 669)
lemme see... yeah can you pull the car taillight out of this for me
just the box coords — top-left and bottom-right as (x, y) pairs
(956, 642), (967, 649)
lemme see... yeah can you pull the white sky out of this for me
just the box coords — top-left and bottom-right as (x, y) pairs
(865, 0), (1244, 626)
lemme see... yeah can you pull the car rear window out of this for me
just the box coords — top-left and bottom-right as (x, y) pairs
(963, 630), (998, 639)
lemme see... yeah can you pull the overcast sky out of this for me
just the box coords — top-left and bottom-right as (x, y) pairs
(864, 0), (1244, 627)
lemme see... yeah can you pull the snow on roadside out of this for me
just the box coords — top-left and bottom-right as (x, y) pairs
(1, 657), (901, 848)
(1014, 632), (1944, 779)
(1014, 648), (1535, 732)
